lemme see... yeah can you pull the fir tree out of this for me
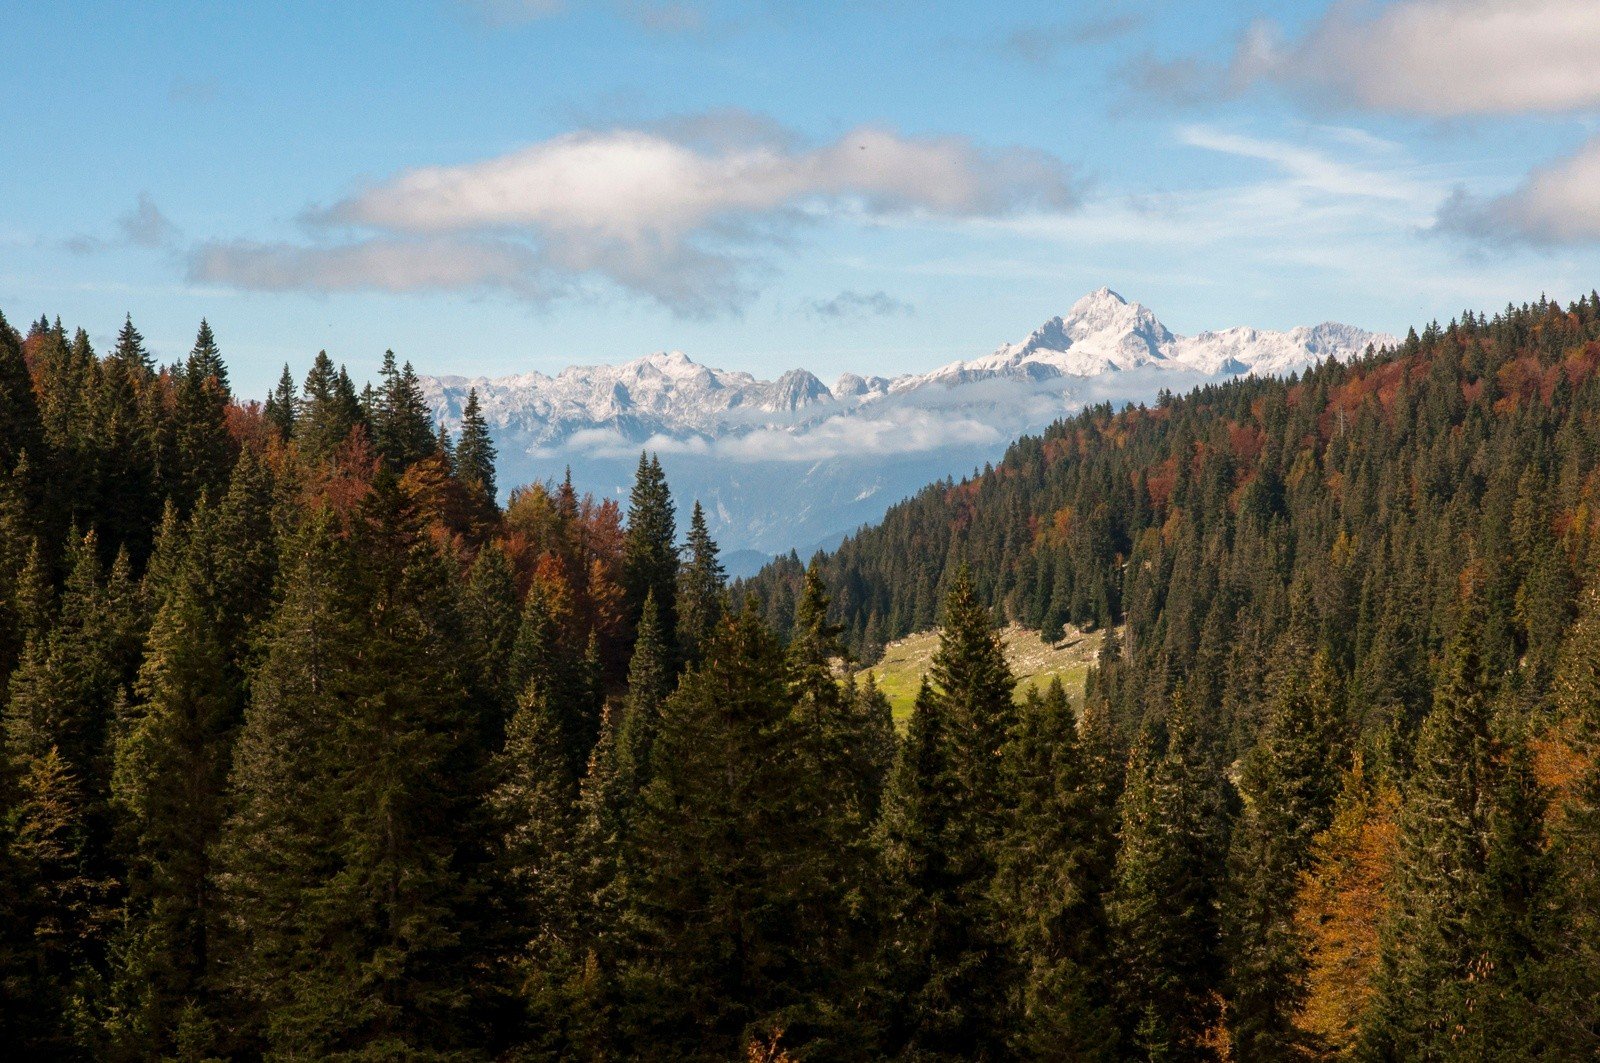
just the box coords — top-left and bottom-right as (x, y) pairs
(454, 387), (497, 504)
(879, 571), (1019, 1059)
(622, 452), (677, 661)
(1107, 693), (1229, 1062)
(373, 351), (436, 471)
(1224, 644), (1345, 1059)
(263, 364), (297, 440)
(615, 609), (833, 1059)
(994, 679), (1119, 1059)
(676, 500), (724, 666)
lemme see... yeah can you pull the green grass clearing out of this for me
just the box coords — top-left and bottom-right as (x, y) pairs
(861, 623), (1106, 728)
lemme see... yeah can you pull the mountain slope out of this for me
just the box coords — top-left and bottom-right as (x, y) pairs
(423, 289), (1392, 557)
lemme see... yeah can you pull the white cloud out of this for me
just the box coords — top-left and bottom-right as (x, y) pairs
(1434, 134), (1600, 244)
(195, 117), (1078, 316)
(1152, 0), (1600, 117)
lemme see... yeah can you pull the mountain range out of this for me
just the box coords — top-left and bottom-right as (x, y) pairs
(422, 288), (1393, 571)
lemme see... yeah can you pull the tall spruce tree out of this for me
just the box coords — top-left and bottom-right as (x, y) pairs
(878, 571), (1019, 1059)
(615, 608), (838, 1059)
(622, 453), (677, 662)
(454, 388), (497, 504)
(676, 501), (724, 666)
(1107, 692), (1230, 1061)
(1224, 642), (1345, 1059)
(994, 679), (1119, 1059)
(263, 365), (297, 440)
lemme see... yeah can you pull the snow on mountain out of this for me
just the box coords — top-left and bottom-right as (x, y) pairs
(422, 290), (1394, 560)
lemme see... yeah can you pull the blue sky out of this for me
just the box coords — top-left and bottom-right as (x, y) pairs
(5, 0), (1600, 399)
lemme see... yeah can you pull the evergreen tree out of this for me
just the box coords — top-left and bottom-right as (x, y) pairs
(1224, 644), (1345, 1059)
(214, 505), (485, 1058)
(622, 453), (677, 661)
(293, 351), (362, 462)
(373, 351), (436, 471)
(879, 571), (1018, 1059)
(263, 365), (297, 440)
(172, 321), (237, 512)
(1107, 693), (1229, 1062)
(107, 526), (237, 1057)
(994, 679), (1119, 1059)
(615, 609), (834, 1059)
(0, 308), (43, 477)
(613, 591), (672, 807)
(454, 388), (497, 504)
(676, 500), (724, 666)
(1361, 599), (1551, 1058)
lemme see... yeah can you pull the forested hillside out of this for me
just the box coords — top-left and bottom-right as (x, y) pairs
(742, 293), (1600, 1056)
(2, 298), (1599, 1060)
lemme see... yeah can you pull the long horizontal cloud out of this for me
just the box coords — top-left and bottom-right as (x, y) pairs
(1435, 134), (1600, 245)
(191, 117), (1078, 316)
(1147, 0), (1600, 116)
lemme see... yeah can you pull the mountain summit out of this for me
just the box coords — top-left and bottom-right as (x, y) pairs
(423, 291), (1393, 559)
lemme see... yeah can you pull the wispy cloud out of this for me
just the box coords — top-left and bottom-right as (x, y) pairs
(67, 193), (181, 255)
(1141, 0), (1600, 117)
(1003, 13), (1143, 66)
(808, 290), (915, 320)
(192, 115), (1079, 316)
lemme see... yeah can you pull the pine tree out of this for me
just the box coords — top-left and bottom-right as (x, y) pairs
(293, 351), (362, 462)
(373, 351), (436, 471)
(263, 365), (297, 440)
(1546, 582), (1600, 1055)
(0, 308), (44, 477)
(994, 679), (1119, 1059)
(1361, 598), (1550, 1058)
(676, 500), (724, 666)
(1224, 644), (1345, 1059)
(172, 320), (237, 512)
(613, 591), (672, 806)
(615, 609), (832, 1059)
(622, 453), (677, 662)
(107, 527), (237, 1057)
(454, 388), (497, 504)
(1107, 693), (1229, 1062)
(214, 506), (485, 1058)
(878, 571), (1019, 1059)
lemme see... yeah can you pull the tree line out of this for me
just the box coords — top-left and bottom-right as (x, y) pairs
(3, 297), (1599, 1061)
(741, 293), (1600, 1058)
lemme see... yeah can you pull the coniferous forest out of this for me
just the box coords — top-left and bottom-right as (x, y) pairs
(1, 296), (1599, 1062)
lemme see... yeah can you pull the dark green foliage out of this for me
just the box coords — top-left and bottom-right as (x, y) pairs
(293, 350), (365, 462)
(614, 608), (848, 1059)
(676, 500), (724, 666)
(1107, 693), (1229, 1062)
(373, 350), (437, 471)
(1223, 640), (1345, 1059)
(0, 310), (43, 477)
(455, 387), (497, 503)
(214, 501), (486, 1059)
(4, 294), (1600, 1057)
(994, 679), (1119, 1059)
(878, 572), (1019, 1059)
(622, 452), (677, 661)
(264, 364), (297, 440)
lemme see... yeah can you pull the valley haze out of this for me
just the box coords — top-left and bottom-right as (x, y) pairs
(423, 288), (1392, 568)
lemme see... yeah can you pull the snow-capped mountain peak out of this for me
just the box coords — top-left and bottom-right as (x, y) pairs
(421, 290), (1394, 555)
